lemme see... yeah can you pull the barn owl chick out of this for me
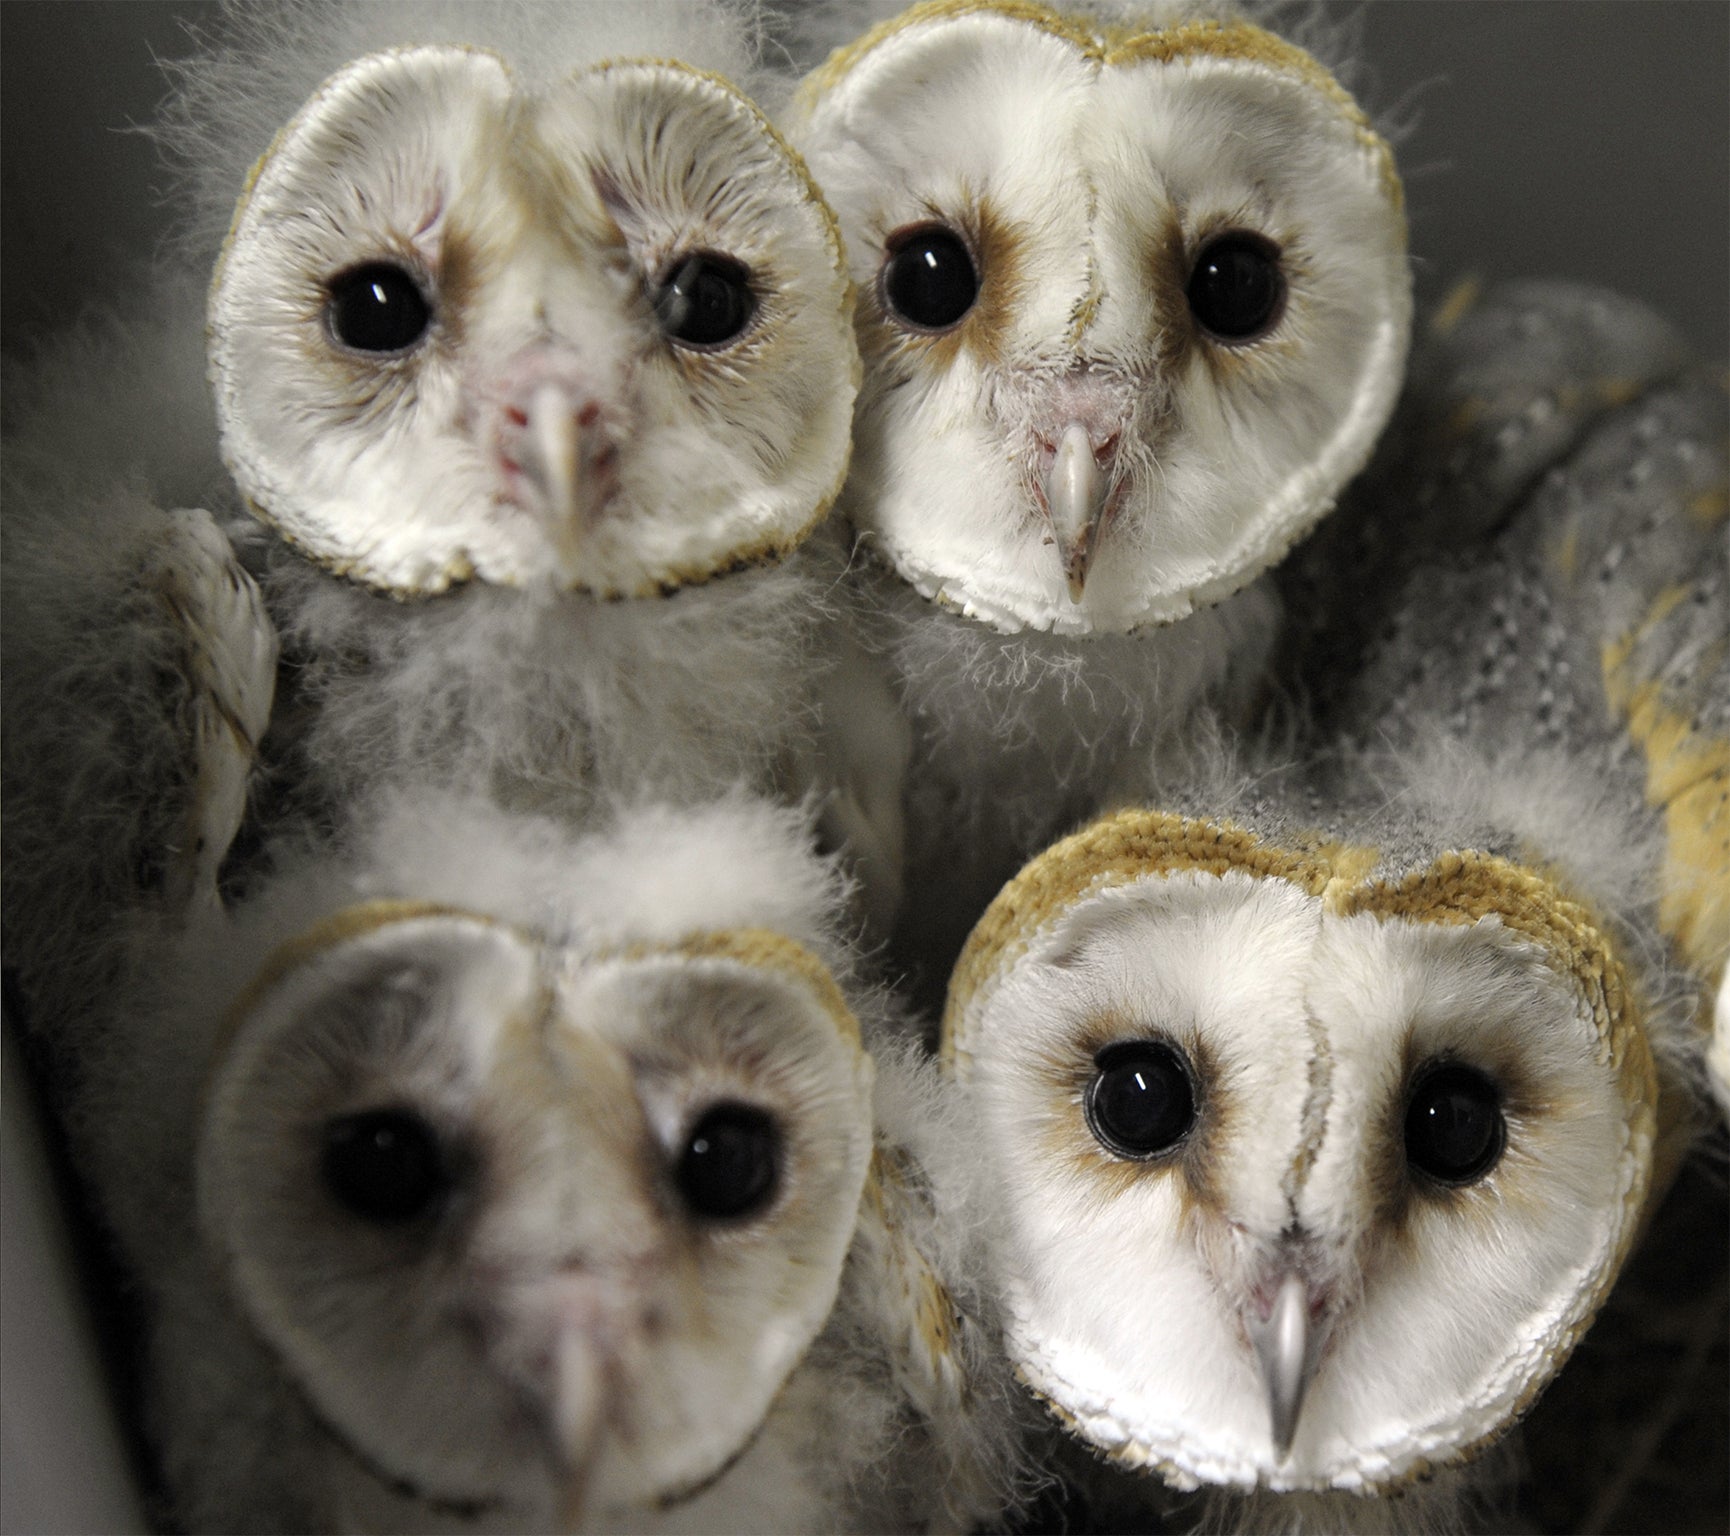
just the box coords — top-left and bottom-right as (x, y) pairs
(782, 0), (1410, 980)
(943, 787), (1667, 1533)
(76, 793), (1025, 1533)
(192, 2), (866, 833)
(945, 282), (1725, 1531)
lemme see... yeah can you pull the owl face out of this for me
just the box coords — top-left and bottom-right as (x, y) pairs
(199, 905), (875, 1522)
(944, 812), (1655, 1492)
(210, 46), (857, 598)
(788, 2), (1410, 635)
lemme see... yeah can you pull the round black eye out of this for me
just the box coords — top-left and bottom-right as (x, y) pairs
(1405, 1064), (1505, 1185)
(653, 253), (755, 349)
(326, 262), (433, 354)
(882, 225), (979, 332)
(320, 1108), (449, 1225)
(1186, 232), (1285, 342)
(1085, 1041), (1197, 1160)
(676, 1102), (780, 1221)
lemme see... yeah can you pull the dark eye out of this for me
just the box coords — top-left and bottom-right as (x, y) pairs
(882, 224), (979, 332)
(653, 253), (755, 349)
(1405, 1063), (1505, 1185)
(1186, 232), (1285, 342)
(1085, 1041), (1197, 1160)
(676, 1102), (780, 1221)
(325, 262), (433, 354)
(321, 1108), (449, 1224)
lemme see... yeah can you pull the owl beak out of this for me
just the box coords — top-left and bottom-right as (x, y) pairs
(550, 1323), (601, 1528)
(1045, 422), (1116, 602)
(519, 382), (619, 570)
(1246, 1269), (1331, 1461)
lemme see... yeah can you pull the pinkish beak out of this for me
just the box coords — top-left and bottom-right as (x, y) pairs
(1043, 422), (1117, 602)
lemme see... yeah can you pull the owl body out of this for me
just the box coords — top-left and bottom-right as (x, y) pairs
(70, 791), (1025, 1533)
(783, 0), (1411, 969)
(1280, 279), (1728, 1153)
(945, 281), (1725, 1530)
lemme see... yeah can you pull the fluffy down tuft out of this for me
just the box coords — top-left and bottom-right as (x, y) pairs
(151, 0), (771, 268)
(259, 533), (840, 835)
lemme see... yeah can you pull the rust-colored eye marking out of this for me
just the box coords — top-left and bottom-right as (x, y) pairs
(1085, 1039), (1199, 1160)
(1185, 231), (1285, 343)
(881, 223), (979, 333)
(326, 262), (435, 355)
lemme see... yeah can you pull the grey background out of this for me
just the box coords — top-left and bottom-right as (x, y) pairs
(2, 1), (1728, 356)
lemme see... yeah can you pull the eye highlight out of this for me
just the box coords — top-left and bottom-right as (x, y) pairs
(1404, 1062), (1506, 1186)
(320, 1107), (450, 1224)
(325, 262), (434, 354)
(676, 1101), (781, 1221)
(1085, 1040), (1198, 1160)
(1185, 231), (1285, 342)
(881, 223), (979, 332)
(653, 253), (756, 349)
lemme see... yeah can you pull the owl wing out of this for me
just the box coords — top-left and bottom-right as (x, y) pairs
(1279, 278), (1695, 713)
(840, 1149), (1008, 1533)
(1531, 367), (1729, 1014)
(2, 493), (276, 1063)
(149, 507), (279, 910)
(831, 1032), (1031, 1534)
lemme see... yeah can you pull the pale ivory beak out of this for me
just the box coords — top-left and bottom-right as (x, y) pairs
(551, 1319), (603, 1531)
(1046, 422), (1111, 603)
(523, 381), (611, 573)
(1246, 1270), (1328, 1460)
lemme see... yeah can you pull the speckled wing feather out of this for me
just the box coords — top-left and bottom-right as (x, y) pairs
(829, 1038), (1035, 1532)
(150, 508), (279, 910)
(1279, 278), (1696, 715)
(2, 495), (276, 1080)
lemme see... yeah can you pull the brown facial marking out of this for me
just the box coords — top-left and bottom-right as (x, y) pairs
(1145, 203), (1198, 376)
(864, 195), (1029, 376)
(1029, 1008), (1229, 1218)
(1374, 1006), (1557, 1255)
(1151, 207), (1307, 395)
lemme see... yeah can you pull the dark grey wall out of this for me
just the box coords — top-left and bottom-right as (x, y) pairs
(1357, 0), (1729, 355)
(3, 1), (1727, 352)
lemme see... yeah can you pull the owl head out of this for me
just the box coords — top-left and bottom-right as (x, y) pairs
(942, 806), (1656, 1493)
(192, 794), (876, 1523)
(209, 43), (857, 598)
(786, 0), (1410, 635)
